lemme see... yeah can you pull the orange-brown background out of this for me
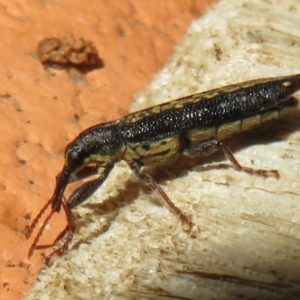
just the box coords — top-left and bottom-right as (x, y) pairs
(0, 1), (217, 299)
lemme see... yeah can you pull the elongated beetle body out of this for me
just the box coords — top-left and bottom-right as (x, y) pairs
(26, 74), (300, 263)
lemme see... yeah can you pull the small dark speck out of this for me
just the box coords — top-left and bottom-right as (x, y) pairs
(214, 44), (222, 61)
(24, 213), (31, 221)
(3, 282), (9, 288)
(7, 262), (15, 268)
(19, 159), (27, 166)
(29, 180), (34, 185)
(116, 26), (126, 37)
(74, 114), (80, 122)
(19, 262), (30, 269)
(1, 94), (12, 100)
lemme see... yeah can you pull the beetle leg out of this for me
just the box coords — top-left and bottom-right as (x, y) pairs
(132, 164), (194, 228)
(184, 139), (279, 177)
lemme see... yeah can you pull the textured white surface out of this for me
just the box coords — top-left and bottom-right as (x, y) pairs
(26, 1), (300, 299)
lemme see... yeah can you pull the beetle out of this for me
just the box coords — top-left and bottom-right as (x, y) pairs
(26, 74), (300, 263)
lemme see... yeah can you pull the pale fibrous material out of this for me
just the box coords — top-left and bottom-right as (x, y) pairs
(26, 1), (300, 299)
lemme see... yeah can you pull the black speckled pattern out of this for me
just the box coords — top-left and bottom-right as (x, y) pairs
(120, 74), (300, 143)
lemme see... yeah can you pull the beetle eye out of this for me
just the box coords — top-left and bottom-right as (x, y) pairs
(70, 150), (79, 160)
(66, 149), (80, 166)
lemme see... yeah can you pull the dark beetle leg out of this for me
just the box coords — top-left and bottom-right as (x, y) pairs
(27, 167), (112, 263)
(132, 164), (194, 228)
(184, 139), (279, 177)
(44, 171), (111, 264)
